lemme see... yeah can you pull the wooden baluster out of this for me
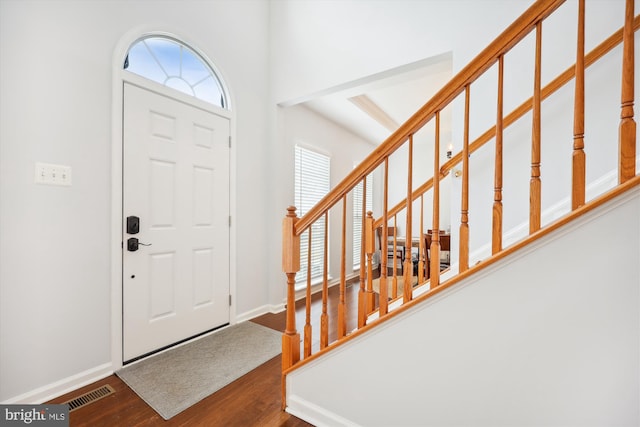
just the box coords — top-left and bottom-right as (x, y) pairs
(357, 177), (368, 328)
(320, 213), (329, 349)
(364, 211), (376, 315)
(459, 86), (470, 273)
(281, 206), (300, 371)
(430, 111), (441, 289)
(530, 21), (543, 233)
(303, 227), (312, 358)
(418, 194), (425, 284)
(338, 196), (347, 339)
(392, 215), (399, 299)
(572, 0), (586, 209)
(620, 0), (637, 183)
(493, 55), (504, 254)
(403, 135), (414, 302)
(379, 159), (389, 316)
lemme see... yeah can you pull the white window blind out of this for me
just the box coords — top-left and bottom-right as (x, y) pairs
(353, 173), (373, 269)
(295, 145), (330, 285)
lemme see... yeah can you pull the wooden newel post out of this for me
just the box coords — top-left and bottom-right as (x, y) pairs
(282, 206), (300, 372)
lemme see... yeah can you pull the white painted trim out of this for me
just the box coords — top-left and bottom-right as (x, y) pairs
(348, 95), (399, 132)
(268, 303), (286, 314)
(1, 363), (113, 405)
(277, 51), (452, 108)
(237, 275), (357, 324)
(237, 305), (273, 323)
(286, 394), (360, 427)
(122, 72), (231, 118)
(236, 303), (288, 323)
(294, 139), (333, 162)
(110, 26), (238, 372)
(110, 37), (125, 374)
(124, 32), (233, 111)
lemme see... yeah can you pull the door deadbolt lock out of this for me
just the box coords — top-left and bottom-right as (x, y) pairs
(127, 216), (140, 234)
(127, 237), (151, 252)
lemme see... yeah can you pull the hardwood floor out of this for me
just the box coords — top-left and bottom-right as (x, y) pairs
(48, 281), (363, 426)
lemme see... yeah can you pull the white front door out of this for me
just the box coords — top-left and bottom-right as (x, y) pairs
(122, 82), (230, 362)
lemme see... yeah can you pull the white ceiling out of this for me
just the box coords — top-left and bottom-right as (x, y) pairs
(297, 53), (453, 146)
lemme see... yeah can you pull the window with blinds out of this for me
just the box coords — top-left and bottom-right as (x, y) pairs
(353, 173), (373, 269)
(294, 145), (330, 285)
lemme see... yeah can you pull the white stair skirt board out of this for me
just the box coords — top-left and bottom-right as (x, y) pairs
(286, 187), (640, 426)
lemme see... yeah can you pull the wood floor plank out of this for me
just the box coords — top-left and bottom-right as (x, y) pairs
(48, 282), (363, 426)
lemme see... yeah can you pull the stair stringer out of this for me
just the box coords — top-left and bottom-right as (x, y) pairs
(286, 186), (640, 427)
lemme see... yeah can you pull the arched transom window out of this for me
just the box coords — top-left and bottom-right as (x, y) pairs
(124, 36), (228, 109)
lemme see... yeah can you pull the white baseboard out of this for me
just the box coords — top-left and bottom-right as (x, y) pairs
(268, 303), (286, 314)
(2, 362), (113, 405)
(238, 273), (360, 328)
(236, 303), (286, 323)
(286, 394), (358, 427)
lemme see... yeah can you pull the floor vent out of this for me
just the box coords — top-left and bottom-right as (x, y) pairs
(64, 384), (115, 412)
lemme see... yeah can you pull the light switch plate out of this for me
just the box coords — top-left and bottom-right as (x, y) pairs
(35, 162), (72, 186)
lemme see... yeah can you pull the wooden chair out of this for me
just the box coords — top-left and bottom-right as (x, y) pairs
(376, 226), (404, 276)
(423, 231), (451, 278)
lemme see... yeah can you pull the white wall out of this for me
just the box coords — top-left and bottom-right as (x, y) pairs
(276, 105), (377, 290)
(274, 4), (640, 426)
(448, 0), (639, 264)
(267, 0), (536, 306)
(269, 0), (536, 105)
(286, 187), (640, 427)
(269, 0), (637, 275)
(2, 0), (635, 405)
(0, 0), (270, 402)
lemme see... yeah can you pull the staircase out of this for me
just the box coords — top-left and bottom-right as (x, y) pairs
(281, 0), (640, 424)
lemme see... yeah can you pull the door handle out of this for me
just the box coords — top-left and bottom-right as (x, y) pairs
(127, 237), (152, 252)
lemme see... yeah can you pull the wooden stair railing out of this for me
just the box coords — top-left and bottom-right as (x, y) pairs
(282, 0), (639, 386)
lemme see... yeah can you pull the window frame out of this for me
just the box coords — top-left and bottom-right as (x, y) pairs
(294, 144), (331, 287)
(124, 35), (229, 109)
